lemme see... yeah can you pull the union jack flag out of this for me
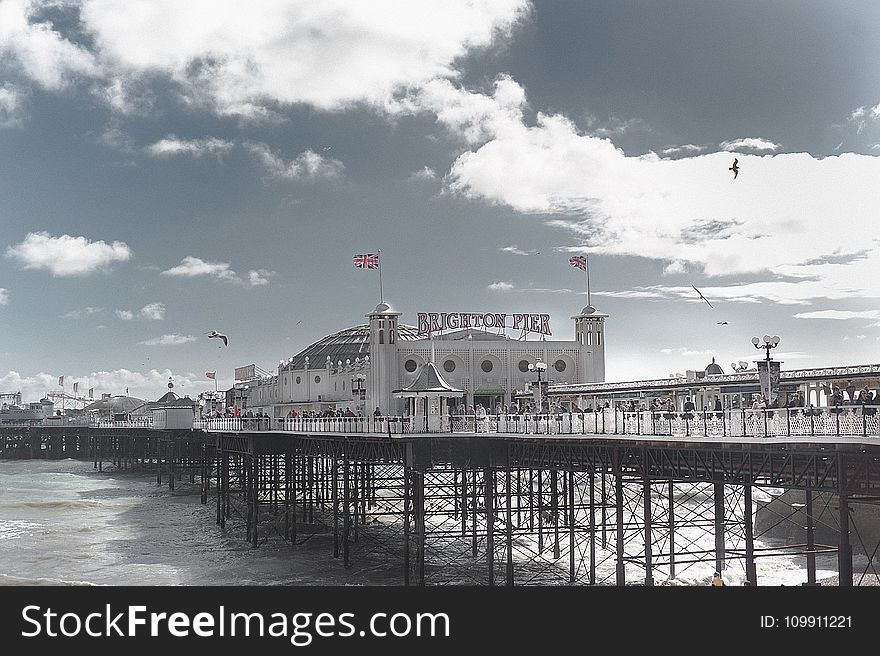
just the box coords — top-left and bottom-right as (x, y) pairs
(353, 253), (379, 269)
(205, 371), (216, 380)
(568, 255), (587, 271)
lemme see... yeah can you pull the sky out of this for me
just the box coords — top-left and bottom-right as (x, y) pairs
(1, 0), (880, 403)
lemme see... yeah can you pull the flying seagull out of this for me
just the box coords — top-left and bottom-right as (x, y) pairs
(717, 321), (729, 325)
(207, 330), (228, 346)
(692, 285), (714, 308)
(729, 158), (739, 179)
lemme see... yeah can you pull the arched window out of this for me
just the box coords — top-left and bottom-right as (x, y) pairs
(379, 329), (384, 344)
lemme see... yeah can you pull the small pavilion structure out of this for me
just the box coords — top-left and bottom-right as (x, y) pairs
(393, 360), (463, 432)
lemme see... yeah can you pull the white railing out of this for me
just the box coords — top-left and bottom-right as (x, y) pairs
(193, 407), (880, 438)
(88, 418), (154, 429)
(202, 416), (414, 434)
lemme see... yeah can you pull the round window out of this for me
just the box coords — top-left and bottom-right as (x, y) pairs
(314, 376), (321, 384)
(518, 360), (530, 373)
(405, 359), (418, 373)
(443, 360), (456, 373)
(295, 376), (301, 384)
(554, 359), (567, 372)
(481, 360), (493, 373)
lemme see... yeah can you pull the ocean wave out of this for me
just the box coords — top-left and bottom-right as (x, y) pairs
(0, 573), (103, 586)
(0, 499), (106, 510)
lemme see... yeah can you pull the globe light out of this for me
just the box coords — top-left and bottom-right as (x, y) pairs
(751, 336), (760, 345)
(771, 335), (780, 346)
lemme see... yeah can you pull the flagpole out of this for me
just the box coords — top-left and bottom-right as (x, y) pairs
(378, 249), (384, 304)
(586, 255), (591, 307)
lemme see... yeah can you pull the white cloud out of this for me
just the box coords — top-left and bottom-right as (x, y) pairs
(0, 368), (202, 403)
(659, 347), (714, 357)
(60, 306), (102, 319)
(792, 309), (880, 320)
(244, 142), (344, 181)
(0, 84), (25, 127)
(719, 137), (781, 152)
(145, 135), (233, 158)
(2, 1), (528, 117)
(114, 302), (164, 320)
(661, 144), (706, 157)
(140, 334), (196, 346)
(499, 245), (533, 256)
(139, 302), (166, 320)
(848, 103), (880, 133)
(162, 256), (237, 281)
(488, 281), (515, 291)
(409, 166), (437, 180)
(247, 269), (275, 286)
(0, 0), (99, 90)
(0, 288), (8, 306)
(424, 78), (880, 304)
(5, 232), (132, 276)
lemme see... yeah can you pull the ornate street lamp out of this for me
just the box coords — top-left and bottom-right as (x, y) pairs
(752, 335), (780, 362)
(527, 360), (548, 410)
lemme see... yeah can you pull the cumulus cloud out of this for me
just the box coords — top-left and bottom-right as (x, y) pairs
(792, 309), (880, 320)
(139, 302), (166, 320)
(162, 256), (237, 281)
(848, 103), (880, 133)
(5, 232), (132, 276)
(418, 77), (880, 304)
(499, 245), (535, 256)
(0, 288), (8, 306)
(247, 269), (275, 286)
(1, 1), (528, 117)
(140, 334), (196, 346)
(488, 281), (515, 291)
(718, 137), (781, 152)
(409, 166), (437, 180)
(145, 135), (234, 158)
(0, 0), (99, 89)
(115, 309), (134, 320)
(60, 306), (102, 319)
(244, 142), (344, 181)
(0, 84), (25, 127)
(661, 144), (706, 157)
(0, 368), (202, 403)
(659, 347), (714, 357)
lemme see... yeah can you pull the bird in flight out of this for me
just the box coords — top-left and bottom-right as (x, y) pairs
(692, 285), (714, 308)
(729, 158), (739, 179)
(207, 330), (228, 346)
(717, 321), (729, 325)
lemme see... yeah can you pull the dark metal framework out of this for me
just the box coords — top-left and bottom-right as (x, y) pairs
(3, 425), (880, 586)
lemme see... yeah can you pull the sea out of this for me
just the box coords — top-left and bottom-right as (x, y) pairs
(0, 459), (855, 587)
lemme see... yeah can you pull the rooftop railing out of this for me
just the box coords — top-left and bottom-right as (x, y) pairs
(203, 416), (414, 434)
(88, 418), (154, 429)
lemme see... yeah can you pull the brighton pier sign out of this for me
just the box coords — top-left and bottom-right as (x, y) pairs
(417, 312), (551, 336)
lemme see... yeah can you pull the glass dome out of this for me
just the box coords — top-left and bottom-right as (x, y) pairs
(283, 324), (419, 370)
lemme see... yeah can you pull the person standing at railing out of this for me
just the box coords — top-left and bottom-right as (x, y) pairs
(373, 406), (382, 419)
(713, 395), (723, 419)
(683, 397), (695, 420)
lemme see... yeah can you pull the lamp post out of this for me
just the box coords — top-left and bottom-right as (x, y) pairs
(353, 373), (366, 410)
(752, 335), (780, 362)
(731, 361), (750, 373)
(752, 335), (780, 405)
(528, 360), (547, 411)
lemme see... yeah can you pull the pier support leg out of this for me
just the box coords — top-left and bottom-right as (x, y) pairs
(506, 467), (514, 586)
(589, 471), (596, 585)
(415, 470), (425, 587)
(404, 464), (411, 586)
(668, 480), (676, 581)
(333, 458), (339, 558)
(643, 472), (653, 586)
(744, 475), (757, 585)
(568, 470), (576, 584)
(714, 481), (725, 574)
(838, 457), (853, 587)
(614, 451), (625, 587)
(485, 468), (495, 586)
(343, 455), (350, 567)
(552, 468), (560, 560)
(806, 485), (816, 585)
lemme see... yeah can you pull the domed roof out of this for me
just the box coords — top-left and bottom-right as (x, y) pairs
(83, 395), (145, 414)
(705, 357), (724, 375)
(284, 324), (419, 370)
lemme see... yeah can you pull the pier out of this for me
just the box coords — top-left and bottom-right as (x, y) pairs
(3, 412), (880, 587)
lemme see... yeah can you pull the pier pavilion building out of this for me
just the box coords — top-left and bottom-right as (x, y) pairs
(235, 301), (609, 417)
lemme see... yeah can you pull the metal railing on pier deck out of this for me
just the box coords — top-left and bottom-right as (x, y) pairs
(89, 418), (153, 429)
(202, 416), (414, 434)
(194, 406), (880, 438)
